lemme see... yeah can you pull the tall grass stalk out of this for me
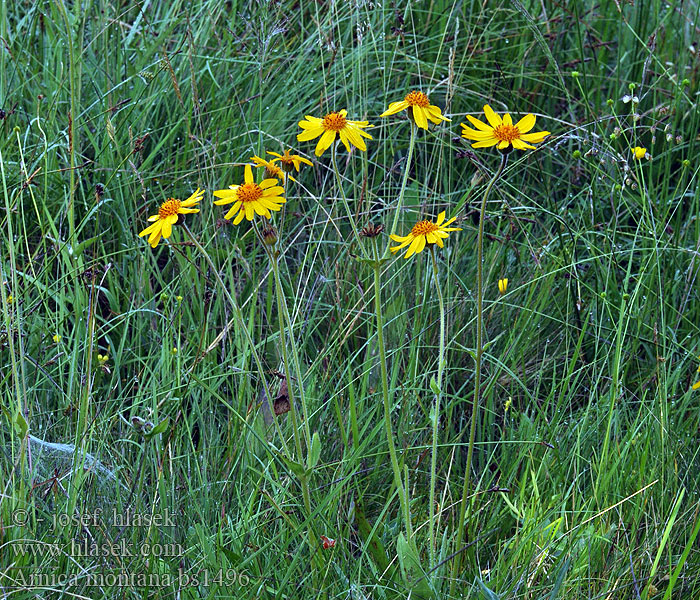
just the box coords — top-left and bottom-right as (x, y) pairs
(451, 151), (508, 590)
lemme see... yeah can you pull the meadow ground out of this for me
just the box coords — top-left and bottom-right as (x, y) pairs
(2, 0), (700, 598)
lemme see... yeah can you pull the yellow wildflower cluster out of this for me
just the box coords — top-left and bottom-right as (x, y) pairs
(137, 92), (552, 258)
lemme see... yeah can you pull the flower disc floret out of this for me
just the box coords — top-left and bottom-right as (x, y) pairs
(411, 220), (439, 236)
(158, 199), (182, 219)
(322, 112), (347, 131)
(405, 91), (430, 108)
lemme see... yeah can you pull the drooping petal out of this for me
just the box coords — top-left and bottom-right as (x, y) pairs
(338, 129), (352, 153)
(520, 131), (550, 143)
(161, 219), (172, 239)
(426, 232), (438, 244)
(244, 203), (255, 221)
(315, 130), (336, 156)
(344, 125), (367, 151)
(435, 236), (444, 248)
(380, 100), (409, 117)
(297, 126), (324, 141)
(412, 106), (428, 130)
(405, 236), (422, 259)
(511, 138), (536, 150)
(139, 221), (158, 237)
(232, 208), (245, 225)
(497, 140), (510, 150)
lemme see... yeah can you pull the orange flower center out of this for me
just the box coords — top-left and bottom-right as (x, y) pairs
(237, 182), (263, 203)
(278, 150), (295, 165)
(411, 220), (439, 237)
(322, 112), (347, 132)
(158, 199), (181, 219)
(405, 91), (430, 107)
(493, 124), (521, 143)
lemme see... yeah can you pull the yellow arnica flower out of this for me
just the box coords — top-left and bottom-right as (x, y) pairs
(213, 165), (285, 225)
(380, 90), (451, 130)
(267, 149), (313, 173)
(297, 109), (373, 156)
(498, 278), (508, 295)
(632, 146), (647, 160)
(250, 155), (294, 182)
(389, 211), (462, 259)
(139, 188), (204, 248)
(460, 104), (550, 151)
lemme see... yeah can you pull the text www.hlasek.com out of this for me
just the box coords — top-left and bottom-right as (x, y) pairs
(10, 539), (183, 558)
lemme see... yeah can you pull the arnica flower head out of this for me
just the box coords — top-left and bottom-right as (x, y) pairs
(498, 278), (508, 295)
(380, 90), (451, 130)
(460, 105), (550, 151)
(267, 149), (313, 174)
(139, 188), (204, 248)
(250, 155), (294, 182)
(297, 109), (373, 156)
(632, 146), (647, 160)
(213, 164), (285, 225)
(389, 212), (462, 259)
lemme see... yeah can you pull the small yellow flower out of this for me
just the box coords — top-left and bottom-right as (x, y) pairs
(297, 109), (373, 156)
(389, 212), (462, 259)
(692, 355), (700, 390)
(632, 146), (647, 160)
(139, 188), (204, 248)
(250, 155), (295, 182)
(97, 353), (109, 365)
(267, 149), (313, 173)
(504, 397), (512, 412)
(460, 105), (550, 151)
(498, 278), (508, 295)
(380, 90), (451, 130)
(53, 334), (61, 343)
(176, 295), (183, 303)
(213, 165), (285, 225)
(171, 347), (178, 355)
(6, 294), (13, 304)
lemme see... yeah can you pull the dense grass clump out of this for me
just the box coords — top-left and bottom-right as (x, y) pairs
(2, 1), (700, 598)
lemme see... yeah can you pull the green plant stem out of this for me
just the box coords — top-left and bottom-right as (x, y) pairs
(253, 224), (318, 569)
(428, 245), (445, 570)
(331, 144), (366, 258)
(180, 225), (284, 450)
(372, 237), (412, 540)
(451, 152), (508, 591)
(387, 121), (417, 252)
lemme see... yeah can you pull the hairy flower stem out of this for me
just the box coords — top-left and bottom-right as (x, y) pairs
(451, 152), (508, 590)
(372, 237), (412, 540)
(428, 245), (445, 569)
(331, 144), (366, 258)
